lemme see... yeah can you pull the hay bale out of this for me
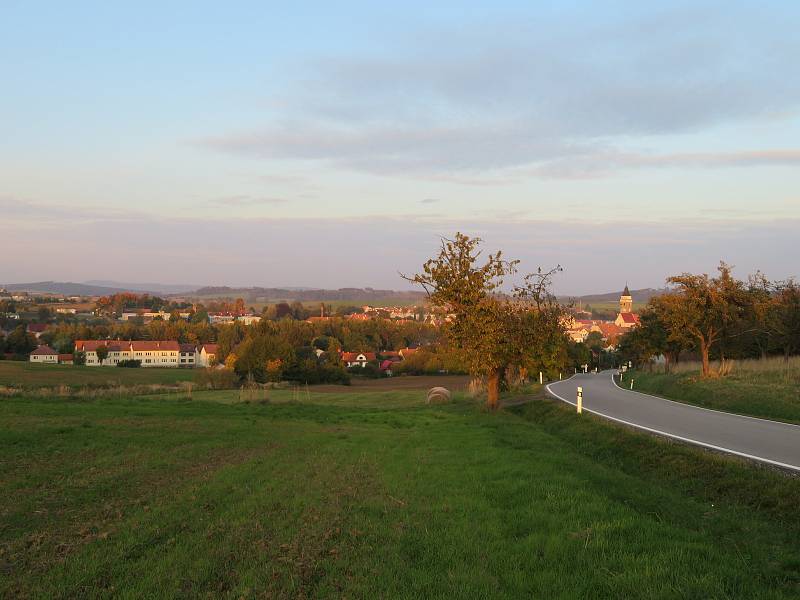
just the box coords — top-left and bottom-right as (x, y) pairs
(427, 386), (451, 404)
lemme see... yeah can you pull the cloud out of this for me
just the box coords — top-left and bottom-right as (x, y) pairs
(1, 201), (798, 294)
(527, 149), (800, 179)
(211, 195), (290, 207)
(0, 196), (149, 227)
(197, 6), (800, 179)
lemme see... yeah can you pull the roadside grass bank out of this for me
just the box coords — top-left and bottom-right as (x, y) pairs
(649, 355), (800, 382)
(513, 392), (800, 529)
(626, 367), (800, 424)
(2, 389), (799, 597)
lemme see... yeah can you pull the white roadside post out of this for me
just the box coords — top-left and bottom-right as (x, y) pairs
(559, 372), (562, 380)
(576, 387), (583, 414)
(539, 371), (543, 385)
(630, 378), (634, 390)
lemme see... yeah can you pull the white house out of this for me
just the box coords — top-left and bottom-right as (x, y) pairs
(75, 340), (181, 367)
(238, 315), (262, 325)
(341, 352), (377, 368)
(29, 345), (58, 363)
(197, 344), (219, 367)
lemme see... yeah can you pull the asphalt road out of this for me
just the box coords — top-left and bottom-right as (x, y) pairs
(546, 372), (800, 471)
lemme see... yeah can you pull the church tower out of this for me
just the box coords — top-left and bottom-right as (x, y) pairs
(619, 285), (633, 314)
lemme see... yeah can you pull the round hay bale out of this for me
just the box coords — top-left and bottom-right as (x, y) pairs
(427, 386), (451, 404)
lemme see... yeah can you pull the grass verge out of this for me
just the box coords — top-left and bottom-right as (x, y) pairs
(628, 370), (800, 424)
(2, 388), (799, 597)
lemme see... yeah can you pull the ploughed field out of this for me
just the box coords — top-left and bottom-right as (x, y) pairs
(2, 385), (800, 598)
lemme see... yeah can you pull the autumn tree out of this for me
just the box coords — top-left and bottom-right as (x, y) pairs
(666, 262), (746, 377)
(95, 344), (109, 365)
(5, 325), (36, 355)
(640, 294), (693, 373)
(403, 233), (565, 410)
(744, 272), (774, 360)
(769, 280), (800, 364)
(616, 325), (657, 369)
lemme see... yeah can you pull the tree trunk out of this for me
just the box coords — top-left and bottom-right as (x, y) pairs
(700, 340), (710, 377)
(664, 352), (672, 375)
(785, 347), (791, 365)
(486, 368), (503, 411)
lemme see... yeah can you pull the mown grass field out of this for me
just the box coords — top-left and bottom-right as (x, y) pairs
(631, 359), (800, 424)
(0, 361), (196, 389)
(2, 386), (800, 598)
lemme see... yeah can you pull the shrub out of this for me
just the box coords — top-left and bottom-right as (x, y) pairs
(117, 359), (142, 368)
(285, 358), (351, 385)
(347, 363), (384, 379)
(196, 367), (239, 389)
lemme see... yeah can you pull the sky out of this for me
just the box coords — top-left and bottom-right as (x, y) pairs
(1, 0), (799, 295)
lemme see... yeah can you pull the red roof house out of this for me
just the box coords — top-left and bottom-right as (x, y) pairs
(29, 345), (58, 363)
(341, 352), (377, 367)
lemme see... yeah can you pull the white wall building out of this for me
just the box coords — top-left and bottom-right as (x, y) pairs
(29, 345), (58, 363)
(75, 340), (181, 367)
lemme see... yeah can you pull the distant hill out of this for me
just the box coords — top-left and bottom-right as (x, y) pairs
(1, 281), (134, 296)
(84, 280), (200, 295)
(3, 280), (667, 306)
(1, 281), (198, 296)
(559, 288), (668, 304)
(188, 286), (426, 304)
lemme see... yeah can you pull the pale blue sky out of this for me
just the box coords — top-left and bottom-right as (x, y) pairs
(1, 1), (799, 293)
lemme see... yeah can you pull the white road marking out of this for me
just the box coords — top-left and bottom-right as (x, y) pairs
(544, 376), (800, 473)
(609, 372), (800, 429)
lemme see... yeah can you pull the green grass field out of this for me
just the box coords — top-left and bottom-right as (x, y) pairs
(630, 365), (800, 424)
(2, 386), (799, 598)
(0, 361), (196, 389)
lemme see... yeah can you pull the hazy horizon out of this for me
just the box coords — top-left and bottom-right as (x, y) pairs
(2, 1), (798, 294)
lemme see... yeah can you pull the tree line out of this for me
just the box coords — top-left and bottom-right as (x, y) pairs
(617, 263), (800, 377)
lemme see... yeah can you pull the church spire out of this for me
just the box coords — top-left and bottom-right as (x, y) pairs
(620, 284), (633, 314)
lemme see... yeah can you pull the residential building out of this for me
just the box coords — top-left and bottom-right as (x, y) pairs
(179, 343), (197, 367)
(29, 345), (58, 363)
(238, 315), (261, 325)
(379, 359), (396, 375)
(75, 340), (181, 367)
(209, 313), (236, 324)
(121, 310), (191, 322)
(27, 323), (48, 338)
(341, 352), (376, 368)
(197, 344), (219, 367)
(398, 347), (418, 360)
(615, 312), (640, 328)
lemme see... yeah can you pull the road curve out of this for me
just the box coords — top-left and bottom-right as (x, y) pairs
(546, 372), (800, 472)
